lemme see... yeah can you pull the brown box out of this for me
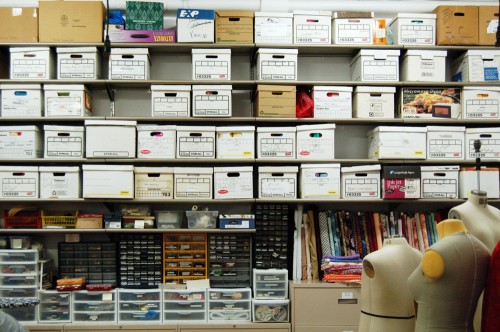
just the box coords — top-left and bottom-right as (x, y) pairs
(434, 5), (479, 45)
(76, 214), (103, 229)
(256, 85), (296, 117)
(39, 1), (105, 43)
(479, 6), (499, 46)
(0, 7), (38, 42)
(216, 10), (254, 43)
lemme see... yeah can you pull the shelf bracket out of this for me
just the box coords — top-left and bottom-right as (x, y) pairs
(104, 82), (116, 116)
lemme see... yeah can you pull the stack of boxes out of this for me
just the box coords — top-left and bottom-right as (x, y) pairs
(252, 269), (290, 323)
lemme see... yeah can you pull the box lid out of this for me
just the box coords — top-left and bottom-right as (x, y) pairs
(382, 166), (421, 178)
(192, 85), (232, 91)
(214, 166), (253, 173)
(0, 84), (41, 90)
(405, 50), (447, 58)
(176, 126), (216, 132)
(110, 48), (149, 55)
(341, 164), (382, 173)
(355, 49), (401, 58)
(314, 86), (353, 92)
(43, 125), (84, 132)
(466, 127), (500, 134)
(259, 166), (298, 173)
(177, 9), (215, 20)
(421, 165), (460, 172)
(257, 48), (298, 55)
(174, 167), (213, 174)
(85, 120), (137, 127)
(216, 10), (254, 18)
(333, 12), (374, 19)
(300, 163), (340, 169)
(134, 167), (174, 173)
(460, 166), (499, 172)
(150, 85), (191, 92)
(257, 85), (296, 93)
(39, 166), (80, 173)
(56, 47), (98, 54)
(463, 86), (500, 92)
(0, 166), (38, 172)
(82, 165), (134, 171)
(370, 126), (427, 134)
(10, 47), (50, 53)
(192, 48), (231, 55)
(215, 126), (255, 132)
(464, 50), (500, 58)
(394, 13), (437, 20)
(255, 12), (293, 18)
(137, 124), (176, 131)
(427, 126), (466, 132)
(296, 123), (336, 131)
(293, 10), (333, 17)
(257, 127), (296, 133)
(43, 84), (87, 91)
(355, 86), (396, 93)
(0, 125), (40, 131)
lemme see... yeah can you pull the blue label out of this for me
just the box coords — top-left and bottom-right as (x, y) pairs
(452, 72), (462, 82)
(484, 67), (499, 81)
(177, 9), (214, 20)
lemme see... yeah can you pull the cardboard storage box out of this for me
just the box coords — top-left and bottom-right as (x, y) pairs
(125, 1), (163, 30)
(151, 85), (190, 117)
(176, 126), (216, 158)
(341, 164), (381, 199)
(421, 165), (459, 199)
(44, 125), (85, 159)
(192, 85), (232, 117)
(216, 11), (254, 43)
(462, 86), (500, 119)
(137, 124), (176, 159)
(107, 25), (176, 43)
(293, 10), (332, 44)
(134, 167), (174, 200)
(479, 6), (499, 46)
(57, 47), (101, 80)
(254, 12), (293, 44)
(368, 126), (427, 159)
(389, 13), (437, 46)
(214, 166), (253, 199)
(427, 126), (465, 160)
(173, 167), (213, 199)
(192, 49), (231, 80)
(39, 0), (105, 43)
(0, 7), (38, 42)
(43, 85), (92, 117)
(219, 214), (255, 229)
(82, 165), (134, 199)
(256, 48), (298, 81)
(216, 126), (255, 159)
(0, 166), (38, 199)
(399, 88), (461, 119)
(0, 125), (42, 159)
(401, 50), (447, 82)
(433, 5), (479, 45)
(465, 127), (500, 160)
(257, 126), (296, 159)
(300, 163), (340, 199)
(177, 9), (215, 43)
(313, 86), (353, 119)
(85, 120), (137, 158)
(109, 48), (150, 80)
(353, 86), (395, 118)
(350, 49), (400, 82)
(39, 166), (80, 199)
(76, 214), (103, 229)
(451, 50), (500, 82)
(459, 167), (500, 198)
(382, 165), (421, 199)
(0, 84), (42, 117)
(255, 85), (296, 117)
(296, 123), (335, 159)
(258, 166), (298, 199)
(10, 47), (55, 79)
(332, 12), (374, 45)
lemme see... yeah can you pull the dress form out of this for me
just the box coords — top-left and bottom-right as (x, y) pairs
(358, 237), (422, 332)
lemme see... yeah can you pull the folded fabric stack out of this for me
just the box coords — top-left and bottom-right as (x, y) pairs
(321, 254), (362, 284)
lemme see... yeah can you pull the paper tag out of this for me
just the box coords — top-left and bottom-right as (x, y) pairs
(341, 292), (353, 299)
(262, 23), (288, 36)
(107, 221), (121, 229)
(487, 20), (499, 33)
(102, 293), (112, 302)
(134, 220), (145, 229)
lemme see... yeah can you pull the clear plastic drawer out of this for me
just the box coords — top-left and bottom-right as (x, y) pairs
(74, 302), (115, 312)
(1, 306), (37, 322)
(118, 311), (161, 322)
(73, 312), (116, 322)
(208, 309), (251, 321)
(0, 250), (38, 262)
(120, 302), (160, 311)
(164, 310), (206, 322)
(0, 262), (37, 275)
(0, 274), (37, 286)
(73, 290), (116, 302)
(0, 286), (37, 297)
(209, 300), (251, 311)
(164, 301), (205, 311)
(119, 289), (161, 302)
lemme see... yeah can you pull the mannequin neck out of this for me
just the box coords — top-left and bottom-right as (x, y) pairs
(383, 236), (409, 247)
(468, 190), (488, 207)
(437, 219), (468, 239)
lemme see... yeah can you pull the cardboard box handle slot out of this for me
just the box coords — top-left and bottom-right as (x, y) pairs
(12, 173), (25, 176)
(272, 92), (283, 95)
(272, 55), (285, 59)
(271, 173), (284, 177)
(307, 19), (319, 23)
(147, 173), (161, 178)
(411, 20), (424, 24)
(370, 93), (382, 97)
(454, 13), (465, 17)
(206, 91), (219, 95)
(57, 92), (70, 97)
(206, 55), (219, 59)
(189, 133), (202, 136)
(270, 133), (284, 137)
(164, 93), (177, 97)
(70, 55), (83, 59)
(53, 173), (66, 177)
(315, 172), (328, 177)
(309, 133), (322, 138)
(229, 18), (240, 21)
(355, 173), (368, 177)
(227, 172), (241, 177)
(121, 55), (135, 59)
(433, 173), (446, 177)
(150, 132), (163, 136)
(14, 91), (27, 96)
(480, 134), (492, 138)
(327, 92), (339, 97)
(58, 133), (70, 137)
(23, 54), (35, 58)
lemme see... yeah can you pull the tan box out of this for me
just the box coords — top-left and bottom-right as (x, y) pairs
(479, 6), (499, 46)
(255, 85), (296, 117)
(76, 214), (103, 229)
(0, 8), (38, 42)
(433, 6), (479, 45)
(39, 1), (105, 42)
(216, 11), (254, 43)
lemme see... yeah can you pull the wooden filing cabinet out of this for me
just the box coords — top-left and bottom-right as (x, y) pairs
(64, 325), (177, 332)
(177, 323), (291, 332)
(23, 326), (63, 332)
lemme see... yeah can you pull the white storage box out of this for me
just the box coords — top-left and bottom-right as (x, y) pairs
(353, 86), (396, 118)
(300, 163), (340, 199)
(173, 167), (213, 199)
(82, 165), (134, 199)
(351, 49), (400, 82)
(254, 12), (293, 44)
(44, 125), (84, 158)
(43, 84), (92, 117)
(10, 47), (55, 79)
(459, 167), (500, 198)
(389, 13), (437, 45)
(57, 47), (101, 79)
(151, 85), (191, 117)
(256, 48), (298, 81)
(253, 268), (289, 299)
(368, 126), (427, 159)
(462, 86), (500, 119)
(216, 126), (255, 159)
(214, 166), (253, 199)
(296, 123), (335, 159)
(257, 126), (296, 159)
(85, 120), (137, 158)
(426, 126), (465, 160)
(109, 48), (150, 80)
(332, 12), (374, 45)
(421, 165), (459, 199)
(137, 124), (176, 159)
(313, 86), (353, 119)
(192, 49), (231, 80)
(252, 299), (290, 323)
(0, 166), (38, 199)
(293, 10), (332, 44)
(177, 9), (215, 43)
(401, 50), (447, 82)
(134, 167), (174, 200)
(465, 127), (500, 160)
(0, 84), (42, 117)
(192, 85), (232, 117)
(341, 164), (381, 199)
(382, 165), (421, 199)
(0, 125), (42, 158)
(258, 166), (298, 199)
(452, 50), (500, 82)
(39, 166), (80, 199)
(176, 126), (216, 158)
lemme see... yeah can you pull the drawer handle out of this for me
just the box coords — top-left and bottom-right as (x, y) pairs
(338, 299), (358, 304)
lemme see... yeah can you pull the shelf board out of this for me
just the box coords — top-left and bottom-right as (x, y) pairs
(105, 79), (255, 89)
(257, 43), (402, 56)
(107, 116), (254, 123)
(0, 228), (256, 234)
(0, 79), (107, 88)
(0, 116), (106, 123)
(110, 42), (255, 55)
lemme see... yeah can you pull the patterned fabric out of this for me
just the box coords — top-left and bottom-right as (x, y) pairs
(319, 211), (332, 256)
(0, 298), (40, 309)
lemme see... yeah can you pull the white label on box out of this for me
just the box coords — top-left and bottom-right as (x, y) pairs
(428, 139), (463, 159)
(422, 179), (458, 198)
(337, 24), (371, 43)
(153, 96), (189, 117)
(43, 177), (69, 197)
(136, 179), (173, 198)
(12, 59), (48, 79)
(175, 177), (211, 198)
(341, 292), (353, 299)
(216, 178), (252, 198)
(194, 61), (229, 80)
(260, 137), (294, 158)
(488, 20), (499, 33)
(194, 95), (230, 116)
(111, 60), (146, 80)
(2, 177), (36, 198)
(217, 133), (254, 158)
(0, 133), (38, 158)
(222, 220), (249, 228)
(261, 24), (288, 37)
(344, 178), (379, 198)
(46, 136), (83, 157)
(2, 96), (41, 117)
(297, 135), (334, 158)
(302, 175), (339, 197)
(363, 59), (398, 80)
(178, 137), (215, 158)
(401, 24), (434, 44)
(261, 178), (295, 197)
(59, 59), (96, 79)
(315, 95), (351, 118)
(468, 138), (500, 159)
(138, 132), (176, 158)
(465, 98), (499, 118)
(296, 24), (329, 43)
(46, 97), (82, 117)
(260, 61), (296, 80)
